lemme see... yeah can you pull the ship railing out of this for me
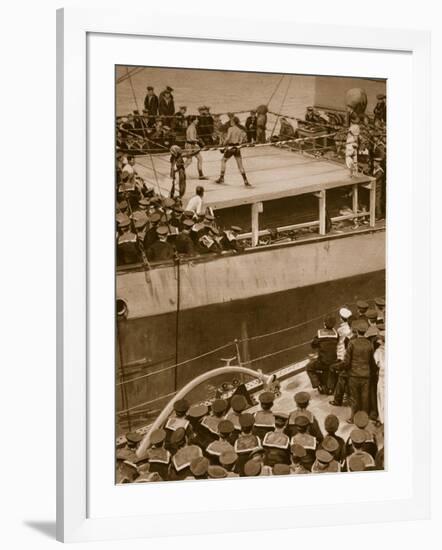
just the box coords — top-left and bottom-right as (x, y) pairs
(238, 180), (377, 247)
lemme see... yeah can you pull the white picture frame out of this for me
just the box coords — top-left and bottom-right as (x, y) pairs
(56, 7), (431, 543)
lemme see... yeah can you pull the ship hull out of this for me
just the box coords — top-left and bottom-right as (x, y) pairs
(116, 228), (385, 433)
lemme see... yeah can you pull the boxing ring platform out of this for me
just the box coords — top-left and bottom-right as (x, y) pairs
(134, 145), (372, 211)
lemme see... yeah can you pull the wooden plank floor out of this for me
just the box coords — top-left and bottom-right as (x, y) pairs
(134, 146), (371, 210)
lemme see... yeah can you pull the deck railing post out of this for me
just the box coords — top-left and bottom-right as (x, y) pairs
(314, 190), (326, 235)
(251, 202), (263, 247)
(361, 179), (376, 227)
(352, 183), (359, 216)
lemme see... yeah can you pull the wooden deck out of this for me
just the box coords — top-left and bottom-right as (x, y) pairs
(135, 145), (372, 211)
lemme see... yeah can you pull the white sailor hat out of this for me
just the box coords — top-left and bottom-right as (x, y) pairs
(339, 307), (352, 319)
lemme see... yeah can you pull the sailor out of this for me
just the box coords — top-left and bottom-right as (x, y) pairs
(206, 419), (236, 464)
(215, 116), (251, 187)
(169, 145), (187, 199)
(144, 86), (159, 126)
(234, 413), (261, 474)
(373, 93), (386, 125)
(116, 456), (139, 484)
(347, 454), (366, 472)
(345, 411), (378, 459)
(375, 297), (386, 325)
(139, 428), (170, 480)
(175, 219), (196, 256)
(117, 431), (143, 465)
(117, 216), (141, 265)
(168, 428), (203, 481)
(225, 394), (248, 436)
(330, 307), (353, 407)
(273, 463), (291, 476)
(131, 209), (149, 242)
(245, 110), (257, 143)
(207, 465), (228, 480)
(164, 398), (191, 451)
(262, 412), (290, 467)
(343, 319), (375, 422)
(290, 414), (317, 470)
(311, 449), (340, 474)
(318, 435), (340, 464)
(146, 225), (175, 263)
(345, 429), (376, 471)
(186, 403), (210, 448)
(253, 391), (276, 439)
(290, 444), (311, 474)
(189, 456), (209, 480)
(356, 300), (369, 320)
(143, 211), (162, 250)
(200, 398), (228, 444)
(366, 309), (378, 327)
(216, 224), (238, 251)
(286, 391), (323, 442)
(183, 117), (208, 180)
(307, 314), (339, 395)
(323, 414), (346, 464)
(243, 459), (264, 477)
(219, 450), (239, 477)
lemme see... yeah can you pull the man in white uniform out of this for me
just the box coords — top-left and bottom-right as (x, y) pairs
(374, 329), (385, 425)
(185, 185), (205, 217)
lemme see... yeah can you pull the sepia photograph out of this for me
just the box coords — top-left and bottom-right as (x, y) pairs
(115, 66), (386, 484)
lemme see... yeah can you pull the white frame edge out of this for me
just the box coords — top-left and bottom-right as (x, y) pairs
(56, 7), (431, 543)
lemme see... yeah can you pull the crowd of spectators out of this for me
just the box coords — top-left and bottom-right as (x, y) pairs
(116, 152), (244, 266)
(116, 387), (384, 483)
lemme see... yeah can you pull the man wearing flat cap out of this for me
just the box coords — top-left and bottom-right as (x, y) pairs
(164, 398), (191, 451)
(262, 412), (290, 467)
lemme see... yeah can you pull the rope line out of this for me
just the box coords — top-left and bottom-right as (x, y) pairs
(248, 340), (311, 364)
(116, 295), (384, 389)
(116, 341), (235, 387)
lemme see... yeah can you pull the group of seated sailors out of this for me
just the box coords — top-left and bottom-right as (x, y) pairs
(116, 390), (384, 484)
(306, 299), (386, 426)
(116, 158), (244, 266)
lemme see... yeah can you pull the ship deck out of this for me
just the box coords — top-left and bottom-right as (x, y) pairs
(135, 145), (372, 210)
